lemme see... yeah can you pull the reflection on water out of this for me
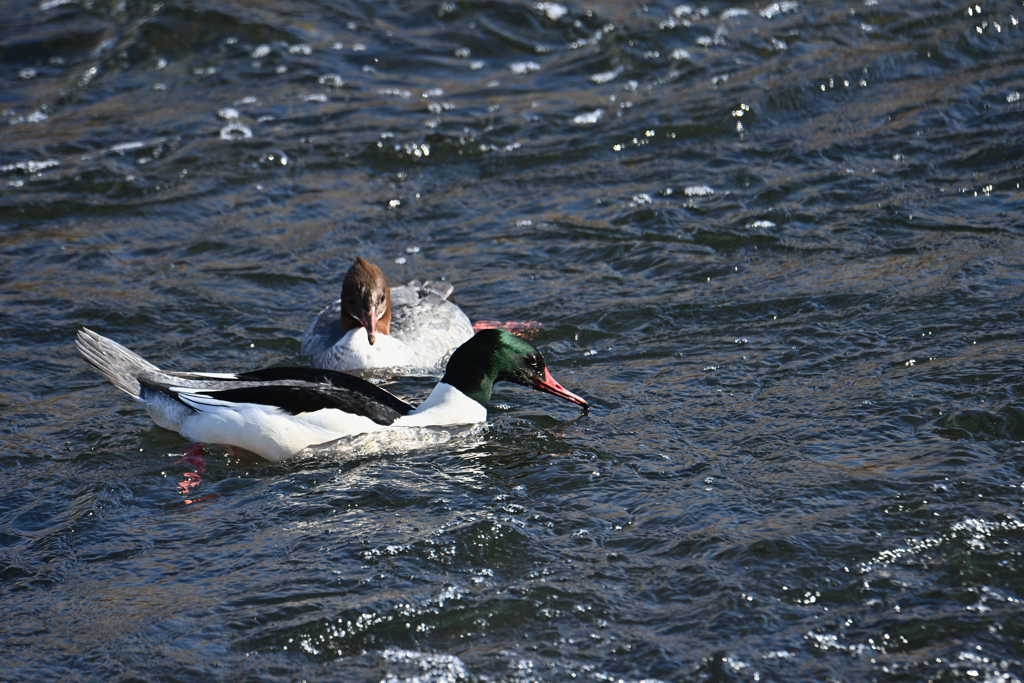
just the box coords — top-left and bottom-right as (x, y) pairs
(3, 0), (1024, 681)
(305, 424), (486, 460)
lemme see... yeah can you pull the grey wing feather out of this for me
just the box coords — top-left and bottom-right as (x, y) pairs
(389, 281), (474, 367)
(300, 299), (344, 366)
(390, 279), (454, 306)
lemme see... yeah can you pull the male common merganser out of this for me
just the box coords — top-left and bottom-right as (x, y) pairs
(301, 257), (475, 372)
(76, 327), (588, 462)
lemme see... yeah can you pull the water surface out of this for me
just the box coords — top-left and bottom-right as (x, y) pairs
(3, 0), (1024, 680)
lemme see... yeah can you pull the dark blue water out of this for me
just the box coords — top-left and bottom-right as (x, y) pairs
(3, 0), (1024, 680)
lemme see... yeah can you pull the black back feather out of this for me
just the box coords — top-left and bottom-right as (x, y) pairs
(146, 366), (414, 426)
(202, 384), (408, 425)
(229, 367), (413, 424)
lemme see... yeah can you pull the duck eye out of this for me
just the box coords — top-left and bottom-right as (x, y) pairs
(526, 354), (538, 367)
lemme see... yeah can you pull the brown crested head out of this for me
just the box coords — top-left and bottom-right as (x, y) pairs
(340, 256), (392, 344)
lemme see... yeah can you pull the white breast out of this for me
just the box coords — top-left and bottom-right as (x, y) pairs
(319, 328), (415, 370)
(394, 383), (487, 428)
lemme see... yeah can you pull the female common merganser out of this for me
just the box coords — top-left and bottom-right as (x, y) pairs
(76, 327), (588, 462)
(301, 257), (475, 372)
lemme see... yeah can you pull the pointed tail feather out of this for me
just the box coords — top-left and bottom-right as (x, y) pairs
(76, 328), (162, 399)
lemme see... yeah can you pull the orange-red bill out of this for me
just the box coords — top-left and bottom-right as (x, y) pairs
(534, 367), (589, 413)
(473, 320), (543, 335)
(361, 305), (378, 345)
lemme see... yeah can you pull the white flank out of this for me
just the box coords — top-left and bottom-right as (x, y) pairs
(177, 393), (383, 462)
(140, 391), (194, 431)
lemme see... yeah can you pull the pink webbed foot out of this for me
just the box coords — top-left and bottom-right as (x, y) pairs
(173, 444), (208, 473)
(173, 444), (215, 503)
